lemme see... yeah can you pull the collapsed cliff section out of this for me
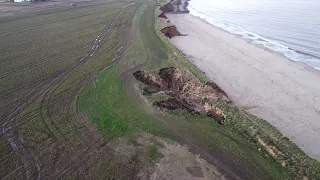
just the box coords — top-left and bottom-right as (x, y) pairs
(133, 67), (230, 124)
(159, 0), (190, 16)
(158, 0), (188, 38)
(160, 25), (185, 38)
(158, 12), (168, 19)
(159, 2), (175, 14)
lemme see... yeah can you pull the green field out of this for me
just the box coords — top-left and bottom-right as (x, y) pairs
(79, 1), (320, 179)
(1, 0), (320, 179)
(0, 1), (142, 179)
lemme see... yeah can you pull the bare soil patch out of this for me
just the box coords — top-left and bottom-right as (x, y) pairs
(151, 138), (227, 180)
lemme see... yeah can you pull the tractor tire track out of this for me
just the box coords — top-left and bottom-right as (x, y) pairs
(37, 3), (132, 144)
(1, 3), (137, 179)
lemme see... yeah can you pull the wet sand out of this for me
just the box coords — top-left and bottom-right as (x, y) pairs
(167, 13), (320, 159)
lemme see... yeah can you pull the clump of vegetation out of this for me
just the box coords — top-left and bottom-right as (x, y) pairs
(148, 144), (164, 161)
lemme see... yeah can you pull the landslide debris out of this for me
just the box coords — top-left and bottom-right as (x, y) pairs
(159, 2), (175, 13)
(158, 12), (168, 19)
(160, 25), (184, 38)
(160, 0), (190, 14)
(133, 67), (230, 124)
(158, 1), (188, 38)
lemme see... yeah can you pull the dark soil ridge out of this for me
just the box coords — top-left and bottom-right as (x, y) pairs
(133, 67), (230, 124)
(160, 25), (185, 38)
(158, 12), (168, 19)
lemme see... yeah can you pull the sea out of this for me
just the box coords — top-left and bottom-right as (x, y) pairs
(188, 0), (320, 70)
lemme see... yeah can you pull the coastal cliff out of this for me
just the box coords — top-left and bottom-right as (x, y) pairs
(160, 25), (184, 38)
(159, 0), (190, 14)
(158, 0), (189, 38)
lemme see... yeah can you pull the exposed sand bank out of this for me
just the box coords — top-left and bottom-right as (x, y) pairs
(167, 13), (320, 159)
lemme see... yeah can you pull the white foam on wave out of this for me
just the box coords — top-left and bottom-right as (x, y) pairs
(188, 7), (320, 70)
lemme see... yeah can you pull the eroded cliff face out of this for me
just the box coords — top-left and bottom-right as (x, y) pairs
(159, 2), (175, 13)
(160, 25), (183, 38)
(133, 67), (230, 124)
(158, 12), (168, 19)
(158, 0), (189, 38)
(159, 0), (190, 15)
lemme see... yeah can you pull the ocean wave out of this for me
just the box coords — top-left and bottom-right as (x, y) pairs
(188, 7), (320, 70)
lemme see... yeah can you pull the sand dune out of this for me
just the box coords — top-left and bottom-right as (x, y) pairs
(167, 13), (320, 159)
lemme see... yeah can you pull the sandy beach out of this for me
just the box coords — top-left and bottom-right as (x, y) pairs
(167, 13), (320, 159)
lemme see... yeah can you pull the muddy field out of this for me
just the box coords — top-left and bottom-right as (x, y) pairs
(0, 0), (140, 179)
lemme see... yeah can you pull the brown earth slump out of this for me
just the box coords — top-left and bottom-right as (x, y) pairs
(160, 26), (184, 38)
(159, 2), (175, 13)
(133, 67), (230, 124)
(158, 12), (168, 19)
(159, 0), (190, 14)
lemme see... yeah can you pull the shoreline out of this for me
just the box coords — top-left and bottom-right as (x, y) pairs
(186, 13), (320, 74)
(187, 4), (320, 71)
(166, 13), (320, 159)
